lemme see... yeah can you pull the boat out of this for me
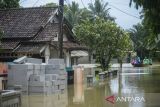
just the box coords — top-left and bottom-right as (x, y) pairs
(132, 63), (149, 67)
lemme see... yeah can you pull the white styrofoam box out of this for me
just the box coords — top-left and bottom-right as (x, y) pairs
(45, 74), (59, 81)
(59, 69), (66, 73)
(34, 64), (41, 70)
(55, 64), (65, 70)
(55, 80), (66, 87)
(48, 59), (64, 64)
(59, 64), (65, 70)
(52, 74), (59, 80)
(54, 80), (61, 85)
(8, 68), (33, 89)
(33, 69), (40, 75)
(45, 65), (56, 70)
(8, 64), (33, 70)
(29, 81), (45, 87)
(26, 58), (42, 64)
(45, 74), (52, 81)
(45, 81), (52, 87)
(40, 69), (45, 75)
(51, 80), (56, 86)
(54, 85), (59, 90)
(41, 64), (46, 70)
(46, 64), (65, 70)
(59, 75), (67, 80)
(59, 84), (65, 90)
(29, 80), (51, 87)
(33, 69), (45, 75)
(59, 71), (67, 75)
(51, 86), (55, 93)
(26, 63), (34, 70)
(29, 75), (45, 82)
(59, 80), (66, 85)
(29, 86), (48, 93)
(45, 69), (59, 74)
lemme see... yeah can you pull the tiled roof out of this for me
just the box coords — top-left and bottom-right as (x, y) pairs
(0, 7), (57, 38)
(0, 41), (20, 49)
(51, 41), (87, 50)
(32, 23), (59, 41)
(14, 43), (45, 53)
(0, 7), (87, 54)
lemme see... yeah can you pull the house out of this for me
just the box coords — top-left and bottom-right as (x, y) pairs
(0, 7), (88, 67)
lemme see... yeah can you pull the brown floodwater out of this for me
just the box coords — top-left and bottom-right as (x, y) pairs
(20, 66), (160, 107)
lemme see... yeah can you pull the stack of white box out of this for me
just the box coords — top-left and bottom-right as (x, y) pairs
(8, 63), (34, 92)
(28, 74), (52, 94)
(28, 63), (53, 94)
(45, 59), (67, 93)
(7, 58), (67, 94)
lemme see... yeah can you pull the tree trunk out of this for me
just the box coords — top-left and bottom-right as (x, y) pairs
(105, 54), (112, 70)
(118, 57), (123, 73)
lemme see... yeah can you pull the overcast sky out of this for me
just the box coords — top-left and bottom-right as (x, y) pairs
(20, 0), (142, 29)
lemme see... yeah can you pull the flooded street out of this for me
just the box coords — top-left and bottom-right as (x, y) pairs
(21, 66), (160, 107)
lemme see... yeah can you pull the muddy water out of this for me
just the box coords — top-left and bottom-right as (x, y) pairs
(20, 66), (160, 107)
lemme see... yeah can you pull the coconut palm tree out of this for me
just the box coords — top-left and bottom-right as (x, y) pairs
(128, 23), (148, 50)
(128, 23), (156, 58)
(65, 1), (82, 26)
(88, 0), (114, 21)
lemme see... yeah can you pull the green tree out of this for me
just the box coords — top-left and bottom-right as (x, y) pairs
(128, 23), (147, 50)
(128, 23), (155, 59)
(88, 0), (115, 21)
(0, 0), (20, 9)
(65, 1), (81, 26)
(41, 3), (57, 7)
(65, 1), (92, 26)
(130, 0), (160, 35)
(74, 18), (131, 70)
(43, 2), (90, 27)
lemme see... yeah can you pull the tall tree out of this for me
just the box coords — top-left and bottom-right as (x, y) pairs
(130, 0), (160, 35)
(65, 1), (92, 26)
(88, 0), (114, 21)
(0, 0), (20, 9)
(128, 23), (155, 58)
(65, 1), (81, 26)
(74, 18), (131, 70)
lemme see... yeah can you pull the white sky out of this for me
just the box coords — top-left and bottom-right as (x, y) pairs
(20, 0), (142, 29)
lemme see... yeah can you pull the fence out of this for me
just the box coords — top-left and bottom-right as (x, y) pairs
(0, 90), (21, 107)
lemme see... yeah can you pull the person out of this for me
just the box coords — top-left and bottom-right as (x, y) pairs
(143, 57), (149, 64)
(136, 56), (141, 64)
(149, 58), (152, 65)
(131, 58), (136, 65)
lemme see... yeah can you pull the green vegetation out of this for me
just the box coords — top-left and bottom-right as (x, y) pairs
(42, 3), (57, 7)
(0, 0), (20, 9)
(130, 0), (160, 36)
(74, 18), (131, 70)
(88, 0), (115, 21)
(129, 0), (160, 61)
(65, 0), (132, 70)
(64, 1), (83, 26)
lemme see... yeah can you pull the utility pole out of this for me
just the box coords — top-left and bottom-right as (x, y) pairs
(58, 0), (64, 58)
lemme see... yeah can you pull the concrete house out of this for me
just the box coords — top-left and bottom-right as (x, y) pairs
(0, 7), (88, 67)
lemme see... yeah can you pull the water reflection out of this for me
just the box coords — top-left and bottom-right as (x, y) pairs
(21, 66), (160, 107)
(73, 84), (84, 103)
(22, 91), (68, 107)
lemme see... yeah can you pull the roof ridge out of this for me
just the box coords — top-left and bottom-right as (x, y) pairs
(0, 6), (58, 11)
